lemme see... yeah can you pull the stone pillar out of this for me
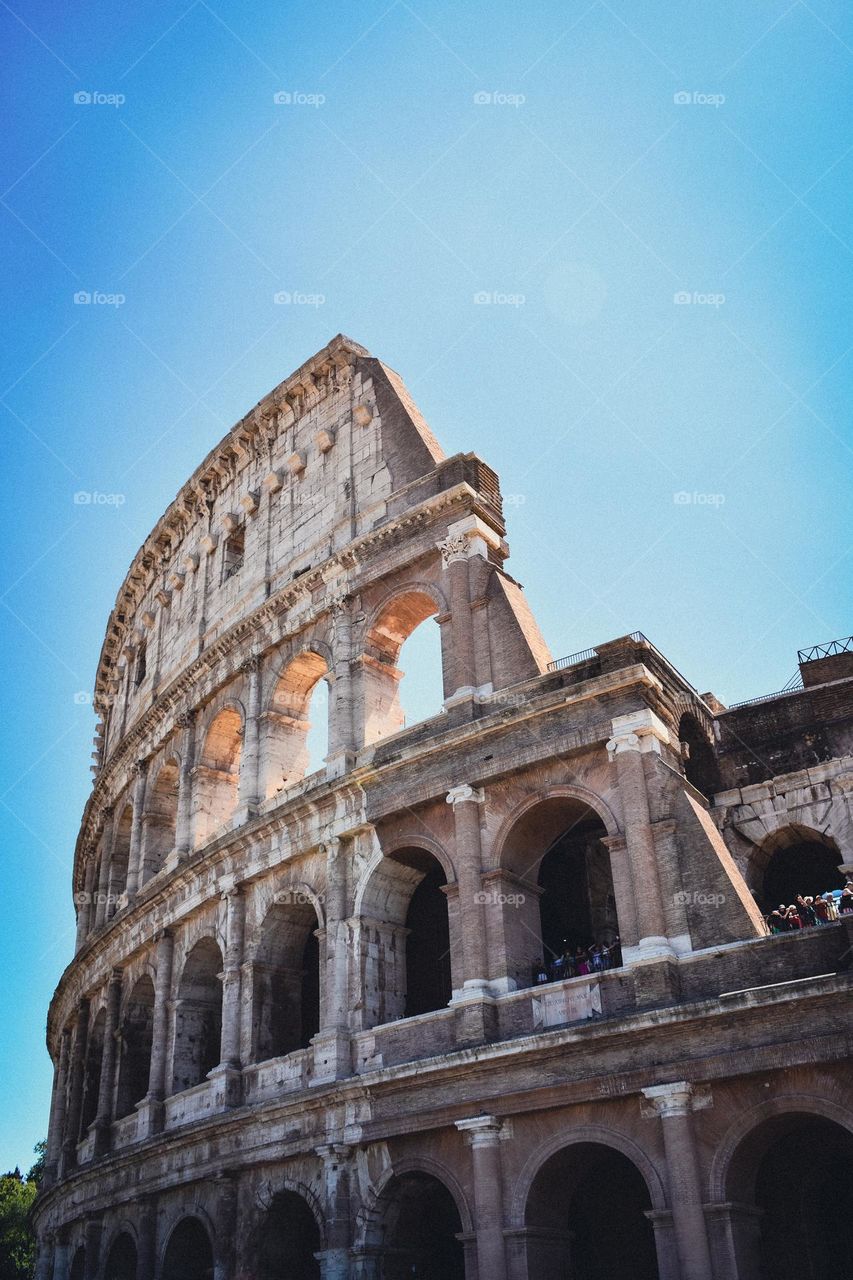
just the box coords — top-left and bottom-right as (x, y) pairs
(328, 596), (357, 776)
(93, 812), (113, 929)
(93, 968), (122, 1157)
(219, 886), (245, 1069)
(237, 655), (262, 813)
(601, 834), (638, 952)
(212, 1173), (238, 1280)
(62, 999), (89, 1169)
(50, 1234), (70, 1280)
(312, 836), (352, 1083)
(439, 536), (477, 700)
(175, 711), (197, 858)
(316, 1143), (354, 1279)
(654, 819), (691, 952)
(82, 1217), (102, 1280)
(139, 930), (173, 1136)
(606, 710), (674, 958)
(137, 1196), (158, 1280)
(33, 1233), (53, 1280)
(446, 785), (489, 992)
(456, 1116), (508, 1280)
(124, 760), (149, 899)
(44, 1028), (71, 1186)
(642, 1082), (714, 1280)
(74, 859), (96, 951)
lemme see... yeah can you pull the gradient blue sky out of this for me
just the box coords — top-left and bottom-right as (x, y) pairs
(2, 0), (852, 1172)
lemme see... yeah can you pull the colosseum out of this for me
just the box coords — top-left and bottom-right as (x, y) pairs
(34, 334), (853, 1280)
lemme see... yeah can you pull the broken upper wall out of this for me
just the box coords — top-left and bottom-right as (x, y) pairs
(93, 335), (515, 763)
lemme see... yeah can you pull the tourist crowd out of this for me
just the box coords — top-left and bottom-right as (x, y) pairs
(766, 885), (853, 934)
(533, 939), (622, 984)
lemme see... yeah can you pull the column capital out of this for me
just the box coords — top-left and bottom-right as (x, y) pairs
(240, 653), (262, 674)
(641, 1081), (712, 1118)
(606, 708), (673, 758)
(176, 709), (196, 729)
(133, 757), (149, 777)
(455, 1114), (504, 1145)
(315, 1142), (355, 1164)
(446, 784), (485, 807)
(437, 532), (470, 566)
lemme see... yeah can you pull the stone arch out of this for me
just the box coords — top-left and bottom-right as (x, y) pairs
(115, 973), (155, 1119)
(360, 583), (447, 745)
(510, 1122), (668, 1225)
(141, 757), (179, 882)
(171, 937), (223, 1093)
(751, 824), (844, 909)
(261, 648), (332, 798)
(160, 1213), (215, 1280)
(516, 1125), (666, 1280)
(355, 844), (454, 1026)
(252, 1186), (324, 1280)
(192, 704), (243, 848)
(493, 788), (623, 985)
(711, 1097), (853, 1280)
(101, 1227), (138, 1280)
(248, 891), (323, 1061)
(710, 1093), (853, 1203)
(357, 1157), (471, 1278)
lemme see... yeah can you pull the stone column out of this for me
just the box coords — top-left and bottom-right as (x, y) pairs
(62, 999), (89, 1170)
(44, 1028), (71, 1187)
(446, 785), (489, 992)
(606, 710), (674, 958)
(50, 1234), (70, 1280)
(316, 1143), (354, 1279)
(237, 655), (262, 813)
(93, 810), (113, 929)
(124, 760), (149, 899)
(137, 1196), (158, 1280)
(93, 968), (122, 1157)
(642, 1082), (714, 1280)
(74, 859), (96, 950)
(312, 836), (352, 1083)
(327, 596), (357, 776)
(438, 535), (477, 700)
(82, 1217), (102, 1280)
(212, 1173), (238, 1280)
(139, 930), (173, 1136)
(175, 711), (197, 858)
(219, 886), (245, 1069)
(33, 1233), (53, 1280)
(456, 1116), (508, 1280)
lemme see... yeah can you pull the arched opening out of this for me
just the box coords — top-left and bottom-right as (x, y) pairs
(103, 1232), (137, 1280)
(162, 1217), (214, 1280)
(193, 709), (242, 847)
(501, 796), (620, 985)
(115, 975), (155, 1119)
(142, 758), (179, 881)
(363, 591), (443, 745)
(525, 1142), (659, 1280)
(262, 652), (330, 799)
(678, 712), (721, 799)
(251, 898), (321, 1061)
(69, 1247), (85, 1280)
(256, 1190), (321, 1280)
(758, 827), (844, 911)
(80, 1008), (106, 1135)
(372, 1172), (464, 1279)
(171, 938), (223, 1094)
(358, 848), (452, 1028)
(725, 1112), (853, 1280)
(107, 804), (133, 913)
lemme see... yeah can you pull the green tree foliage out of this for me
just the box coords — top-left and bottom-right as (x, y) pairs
(0, 1143), (45, 1280)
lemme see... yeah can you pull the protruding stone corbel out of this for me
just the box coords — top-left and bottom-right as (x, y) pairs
(262, 470), (283, 494)
(200, 534), (218, 555)
(287, 451), (306, 476)
(315, 428), (335, 453)
(239, 491), (259, 517)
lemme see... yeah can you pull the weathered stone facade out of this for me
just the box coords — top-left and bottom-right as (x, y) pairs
(34, 336), (853, 1280)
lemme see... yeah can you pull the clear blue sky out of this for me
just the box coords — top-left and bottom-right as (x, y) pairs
(2, 0), (852, 1172)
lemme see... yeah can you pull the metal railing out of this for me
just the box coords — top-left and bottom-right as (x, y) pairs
(547, 631), (700, 696)
(798, 635), (853, 663)
(727, 671), (804, 710)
